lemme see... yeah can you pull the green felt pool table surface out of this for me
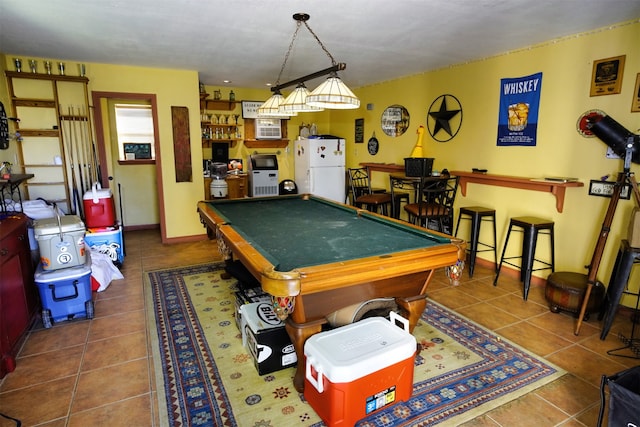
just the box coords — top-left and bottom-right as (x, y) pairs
(206, 195), (451, 272)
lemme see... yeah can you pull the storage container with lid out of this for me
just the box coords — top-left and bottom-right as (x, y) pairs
(83, 182), (116, 228)
(34, 253), (94, 328)
(34, 214), (86, 271)
(304, 312), (416, 426)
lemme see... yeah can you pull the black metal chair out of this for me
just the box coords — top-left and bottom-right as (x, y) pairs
(347, 168), (393, 215)
(404, 176), (459, 233)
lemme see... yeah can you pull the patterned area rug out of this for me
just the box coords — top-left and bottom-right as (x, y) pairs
(145, 263), (565, 427)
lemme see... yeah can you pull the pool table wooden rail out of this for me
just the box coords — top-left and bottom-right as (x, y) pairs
(198, 200), (464, 300)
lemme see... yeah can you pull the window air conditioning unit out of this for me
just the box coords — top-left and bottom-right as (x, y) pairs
(255, 118), (282, 140)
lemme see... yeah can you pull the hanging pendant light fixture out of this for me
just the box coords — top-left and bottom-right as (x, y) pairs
(257, 89), (296, 117)
(279, 83), (324, 113)
(306, 71), (360, 109)
(257, 13), (360, 114)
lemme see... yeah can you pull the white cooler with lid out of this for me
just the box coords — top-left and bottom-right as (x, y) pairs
(34, 215), (86, 271)
(304, 312), (416, 426)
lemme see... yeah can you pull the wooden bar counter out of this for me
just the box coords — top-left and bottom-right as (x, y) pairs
(451, 171), (584, 213)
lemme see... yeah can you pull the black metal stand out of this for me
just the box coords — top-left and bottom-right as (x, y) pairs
(607, 288), (640, 359)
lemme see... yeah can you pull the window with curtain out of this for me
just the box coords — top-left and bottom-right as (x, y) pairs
(114, 103), (155, 161)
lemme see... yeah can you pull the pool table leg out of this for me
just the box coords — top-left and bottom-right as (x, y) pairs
(396, 294), (428, 333)
(285, 318), (326, 393)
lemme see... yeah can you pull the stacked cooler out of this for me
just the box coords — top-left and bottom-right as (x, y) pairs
(82, 183), (124, 267)
(33, 214), (94, 328)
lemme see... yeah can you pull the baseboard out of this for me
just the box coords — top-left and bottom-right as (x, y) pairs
(122, 223), (159, 232)
(474, 257), (547, 288)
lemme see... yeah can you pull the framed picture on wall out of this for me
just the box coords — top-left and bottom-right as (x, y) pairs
(123, 143), (152, 159)
(241, 100), (291, 119)
(632, 73), (640, 112)
(589, 55), (625, 97)
(355, 118), (364, 143)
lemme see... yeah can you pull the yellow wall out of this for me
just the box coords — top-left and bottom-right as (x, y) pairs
(328, 20), (640, 306)
(88, 63), (202, 239)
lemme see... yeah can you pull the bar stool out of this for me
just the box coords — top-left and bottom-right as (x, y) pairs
(454, 206), (497, 277)
(494, 216), (555, 300)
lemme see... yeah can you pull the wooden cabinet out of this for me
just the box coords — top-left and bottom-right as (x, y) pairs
(204, 174), (248, 200)
(0, 213), (38, 378)
(200, 95), (242, 148)
(5, 71), (92, 214)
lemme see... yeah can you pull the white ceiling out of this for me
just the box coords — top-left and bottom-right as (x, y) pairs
(2, 0), (640, 90)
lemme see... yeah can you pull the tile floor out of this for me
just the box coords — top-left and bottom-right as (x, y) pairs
(0, 229), (638, 426)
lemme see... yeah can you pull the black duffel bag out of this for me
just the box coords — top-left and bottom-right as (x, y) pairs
(598, 365), (640, 426)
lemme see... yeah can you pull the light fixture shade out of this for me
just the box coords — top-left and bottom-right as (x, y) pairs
(306, 76), (360, 109)
(279, 84), (324, 113)
(257, 92), (296, 117)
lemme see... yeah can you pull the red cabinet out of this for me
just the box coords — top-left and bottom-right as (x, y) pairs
(0, 213), (38, 378)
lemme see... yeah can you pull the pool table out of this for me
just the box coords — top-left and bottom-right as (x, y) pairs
(197, 194), (464, 391)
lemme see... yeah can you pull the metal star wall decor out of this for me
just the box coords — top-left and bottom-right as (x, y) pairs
(427, 94), (462, 142)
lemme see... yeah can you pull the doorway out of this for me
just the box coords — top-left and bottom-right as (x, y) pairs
(92, 91), (164, 236)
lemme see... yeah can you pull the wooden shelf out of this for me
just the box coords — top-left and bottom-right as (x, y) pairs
(359, 164), (583, 213)
(451, 170), (584, 213)
(202, 139), (239, 148)
(22, 181), (66, 186)
(5, 70), (90, 212)
(5, 71), (88, 83)
(200, 99), (237, 111)
(12, 98), (56, 108)
(201, 122), (242, 128)
(23, 164), (63, 168)
(17, 129), (59, 137)
(243, 139), (289, 149)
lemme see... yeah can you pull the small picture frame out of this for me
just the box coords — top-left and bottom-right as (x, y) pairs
(241, 101), (264, 119)
(242, 100), (291, 119)
(355, 118), (364, 143)
(589, 55), (625, 97)
(631, 73), (640, 112)
(123, 142), (152, 160)
(588, 179), (631, 200)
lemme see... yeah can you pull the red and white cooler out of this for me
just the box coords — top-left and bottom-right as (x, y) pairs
(304, 312), (416, 427)
(83, 182), (116, 228)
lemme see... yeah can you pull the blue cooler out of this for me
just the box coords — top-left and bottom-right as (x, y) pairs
(34, 255), (95, 328)
(84, 226), (124, 266)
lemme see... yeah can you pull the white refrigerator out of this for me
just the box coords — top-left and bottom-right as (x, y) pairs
(294, 137), (346, 203)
